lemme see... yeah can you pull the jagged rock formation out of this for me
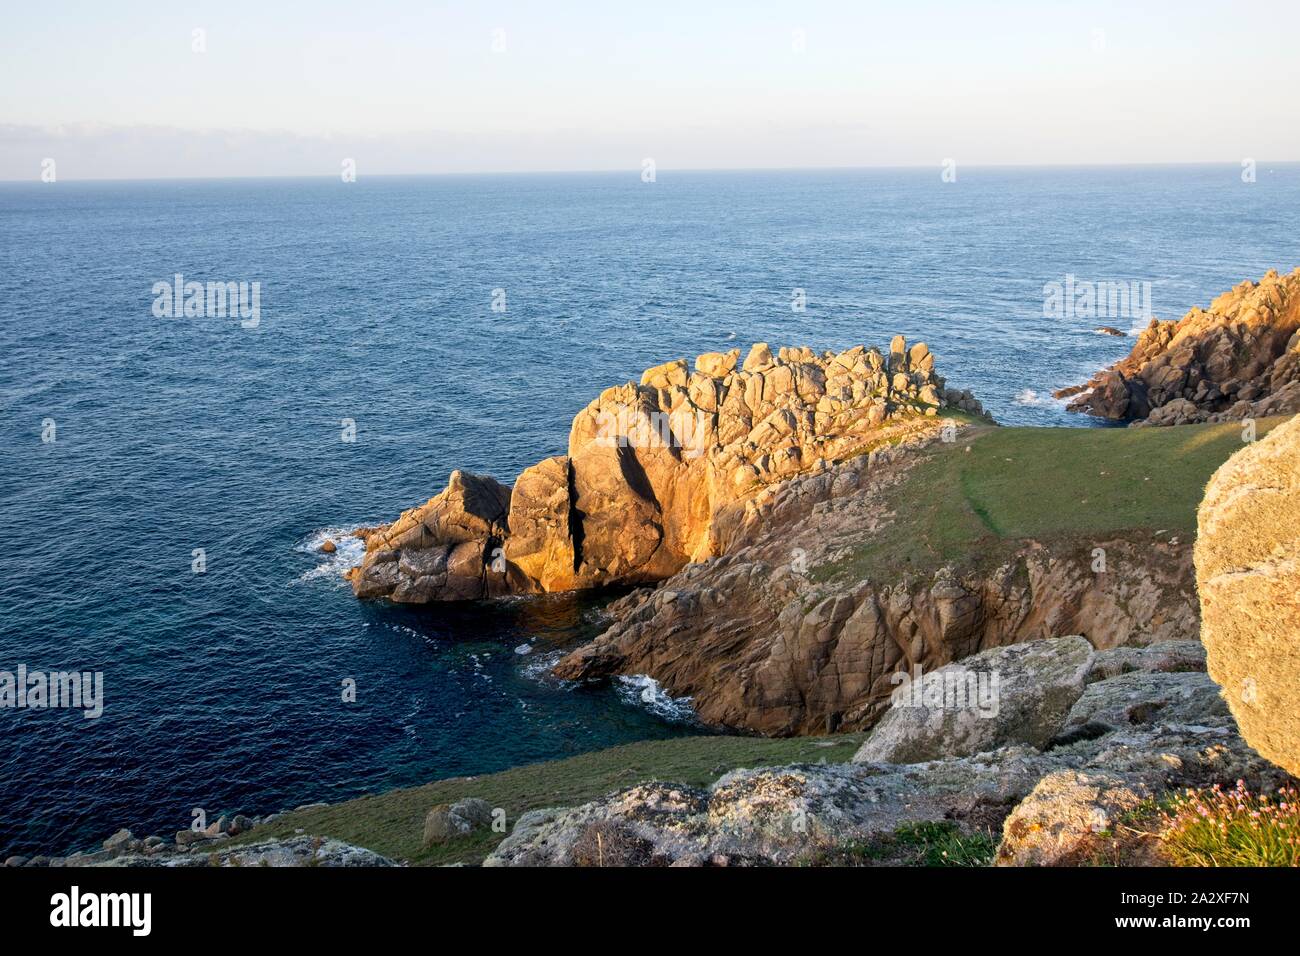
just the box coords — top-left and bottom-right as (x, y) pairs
(487, 641), (1282, 866)
(1195, 412), (1300, 777)
(349, 339), (985, 602)
(350, 470), (512, 602)
(1062, 268), (1300, 425)
(552, 441), (1198, 736)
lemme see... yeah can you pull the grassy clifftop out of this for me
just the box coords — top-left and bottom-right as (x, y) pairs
(813, 416), (1285, 584)
(227, 733), (867, 866)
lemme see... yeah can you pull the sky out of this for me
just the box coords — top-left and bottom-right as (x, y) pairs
(1, 0), (1298, 180)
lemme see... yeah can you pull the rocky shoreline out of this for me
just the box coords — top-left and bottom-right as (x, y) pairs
(1060, 268), (1300, 425)
(552, 458), (1199, 736)
(25, 635), (1287, 869)
(0, 810), (379, 869)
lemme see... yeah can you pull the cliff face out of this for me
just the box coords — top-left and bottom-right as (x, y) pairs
(349, 339), (985, 602)
(1063, 267), (1300, 425)
(553, 443), (1198, 736)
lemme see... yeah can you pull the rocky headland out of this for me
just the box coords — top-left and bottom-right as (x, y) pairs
(551, 450), (1198, 735)
(482, 409), (1299, 867)
(346, 338), (984, 602)
(343, 282), (1297, 757)
(1060, 267), (1300, 425)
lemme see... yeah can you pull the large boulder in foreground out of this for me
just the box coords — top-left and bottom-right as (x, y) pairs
(852, 636), (1094, 764)
(1065, 268), (1300, 425)
(1196, 412), (1300, 776)
(1057, 670), (1229, 741)
(995, 769), (1150, 866)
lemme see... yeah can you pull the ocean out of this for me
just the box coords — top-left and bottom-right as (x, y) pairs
(2, 164), (1298, 856)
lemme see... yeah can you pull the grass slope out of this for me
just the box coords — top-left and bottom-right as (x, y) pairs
(814, 416), (1284, 584)
(227, 733), (866, 866)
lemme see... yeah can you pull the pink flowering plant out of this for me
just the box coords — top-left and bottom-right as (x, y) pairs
(1159, 780), (1300, 867)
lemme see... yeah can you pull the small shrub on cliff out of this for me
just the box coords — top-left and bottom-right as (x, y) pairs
(1158, 781), (1300, 867)
(570, 820), (657, 867)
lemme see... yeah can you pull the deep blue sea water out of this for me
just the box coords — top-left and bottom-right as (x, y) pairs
(2, 165), (1298, 857)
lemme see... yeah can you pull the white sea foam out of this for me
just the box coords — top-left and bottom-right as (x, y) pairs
(295, 525), (370, 583)
(518, 647), (569, 683)
(1012, 388), (1062, 407)
(616, 674), (698, 725)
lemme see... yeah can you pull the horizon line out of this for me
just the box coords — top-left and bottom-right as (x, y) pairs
(3, 158), (1298, 186)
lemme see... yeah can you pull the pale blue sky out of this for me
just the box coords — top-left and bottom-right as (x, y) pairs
(2, 0), (1297, 179)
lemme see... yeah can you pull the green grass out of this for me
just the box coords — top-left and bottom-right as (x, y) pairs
(221, 733), (866, 866)
(813, 416), (1285, 585)
(799, 820), (997, 867)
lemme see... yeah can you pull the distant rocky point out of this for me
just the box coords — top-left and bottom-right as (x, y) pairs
(347, 338), (986, 603)
(1061, 268), (1300, 425)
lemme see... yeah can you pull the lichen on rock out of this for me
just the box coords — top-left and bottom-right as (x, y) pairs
(1195, 412), (1300, 777)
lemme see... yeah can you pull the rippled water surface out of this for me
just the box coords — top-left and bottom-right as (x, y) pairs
(2, 166), (1298, 855)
